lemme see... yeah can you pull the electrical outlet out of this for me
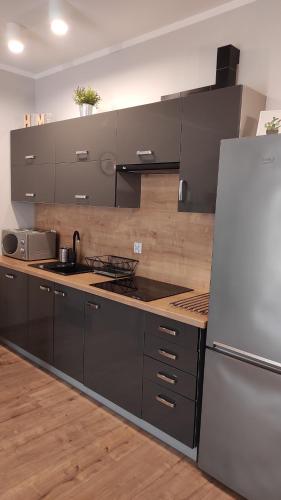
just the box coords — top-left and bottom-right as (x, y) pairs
(134, 242), (142, 254)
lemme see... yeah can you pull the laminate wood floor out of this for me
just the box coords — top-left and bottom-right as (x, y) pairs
(0, 346), (239, 500)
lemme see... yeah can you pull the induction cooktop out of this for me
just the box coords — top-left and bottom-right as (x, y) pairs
(92, 276), (193, 302)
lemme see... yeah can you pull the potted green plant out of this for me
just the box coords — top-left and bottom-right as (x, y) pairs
(73, 86), (101, 117)
(265, 116), (281, 135)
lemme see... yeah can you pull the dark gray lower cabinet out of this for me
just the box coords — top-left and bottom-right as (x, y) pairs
(142, 312), (205, 448)
(0, 267), (28, 349)
(84, 295), (144, 416)
(53, 285), (85, 382)
(0, 266), (205, 449)
(28, 276), (54, 363)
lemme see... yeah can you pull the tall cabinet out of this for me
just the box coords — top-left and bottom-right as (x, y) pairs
(178, 85), (266, 213)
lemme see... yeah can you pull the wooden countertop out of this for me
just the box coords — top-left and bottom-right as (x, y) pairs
(0, 256), (208, 329)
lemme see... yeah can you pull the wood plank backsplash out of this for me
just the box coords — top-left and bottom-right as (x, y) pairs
(35, 174), (214, 291)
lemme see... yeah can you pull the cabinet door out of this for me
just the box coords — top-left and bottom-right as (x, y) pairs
(11, 123), (55, 167)
(53, 285), (84, 382)
(116, 99), (181, 165)
(11, 165), (55, 203)
(0, 267), (28, 349)
(54, 111), (117, 164)
(178, 86), (242, 213)
(55, 161), (115, 206)
(28, 276), (54, 363)
(84, 296), (144, 416)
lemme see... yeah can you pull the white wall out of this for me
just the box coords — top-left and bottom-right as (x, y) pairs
(35, 0), (280, 120)
(0, 70), (35, 240)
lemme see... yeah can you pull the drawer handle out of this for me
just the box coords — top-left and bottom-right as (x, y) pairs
(40, 285), (51, 293)
(54, 290), (66, 297)
(156, 395), (176, 409)
(75, 150), (88, 156)
(25, 193), (36, 198)
(136, 150), (153, 156)
(158, 349), (177, 361)
(25, 155), (36, 160)
(74, 194), (88, 200)
(4, 273), (15, 280)
(157, 372), (177, 385)
(158, 326), (177, 337)
(87, 302), (100, 310)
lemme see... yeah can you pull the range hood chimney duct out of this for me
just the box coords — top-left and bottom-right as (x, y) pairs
(162, 44), (240, 100)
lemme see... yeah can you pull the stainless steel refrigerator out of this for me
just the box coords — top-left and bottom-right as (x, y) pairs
(198, 134), (281, 500)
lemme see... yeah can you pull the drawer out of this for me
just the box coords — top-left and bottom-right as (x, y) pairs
(142, 380), (196, 447)
(143, 355), (197, 400)
(145, 312), (199, 350)
(144, 333), (198, 375)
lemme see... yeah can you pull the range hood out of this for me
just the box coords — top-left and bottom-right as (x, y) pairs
(116, 162), (179, 174)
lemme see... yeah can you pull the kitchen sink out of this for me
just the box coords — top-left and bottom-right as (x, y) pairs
(29, 261), (91, 276)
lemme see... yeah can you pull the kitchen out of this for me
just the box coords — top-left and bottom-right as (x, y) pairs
(0, 1), (280, 498)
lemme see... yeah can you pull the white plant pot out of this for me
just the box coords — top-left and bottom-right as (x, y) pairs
(79, 104), (95, 117)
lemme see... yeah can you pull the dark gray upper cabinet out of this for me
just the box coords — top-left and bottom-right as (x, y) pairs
(84, 295), (144, 417)
(55, 160), (116, 206)
(53, 285), (85, 382)
(178, 85), (242, 213)
(11, 123), (55, 167)
(54, 111), (117, 164)
(28, 276), (54, 364)
(0, 267), (28, 349)
(116, 99), (181, 165)
(11, 164), (55, 203)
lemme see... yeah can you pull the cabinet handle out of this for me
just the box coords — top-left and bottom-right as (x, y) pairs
(25, 155), (36, 160)
(4, 273), (15, 280)
(54, 290), (66, 297)
(40, 285), (51, 293)
(87, 301), (100, 310)
(156, 395), (176, 409)
(74, 194), (88, 200)
(75, 150), (88, 156)
(136, 150), (153, 156)
(158, 326), (177, 337)
(178, 179), (184, 202)
(158, 349), (177, 361)
(25, 193), (36, 198)
(157, 372), (177, 385)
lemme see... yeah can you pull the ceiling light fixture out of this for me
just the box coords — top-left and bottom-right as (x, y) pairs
(51, 18), (68, 36)
(6, 23), (25, 54)
(49, 0), (69, 36)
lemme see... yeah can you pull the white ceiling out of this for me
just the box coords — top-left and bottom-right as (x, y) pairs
(0, 0), (255, 78)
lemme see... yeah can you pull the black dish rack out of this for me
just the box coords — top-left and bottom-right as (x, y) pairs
(85, 255), (139, 278)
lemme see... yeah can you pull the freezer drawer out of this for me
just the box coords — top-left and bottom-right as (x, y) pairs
(198, 349), (281, 500)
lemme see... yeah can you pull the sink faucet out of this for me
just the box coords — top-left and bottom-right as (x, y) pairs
(72, 230), (80, 263)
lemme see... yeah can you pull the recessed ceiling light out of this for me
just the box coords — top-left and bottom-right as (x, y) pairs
(6, 23), (25, 54)
(51, 18), (68, 36)
(8, 39), (25, 54)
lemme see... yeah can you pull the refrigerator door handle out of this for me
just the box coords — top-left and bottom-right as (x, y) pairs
(213, 341), (281, 374)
